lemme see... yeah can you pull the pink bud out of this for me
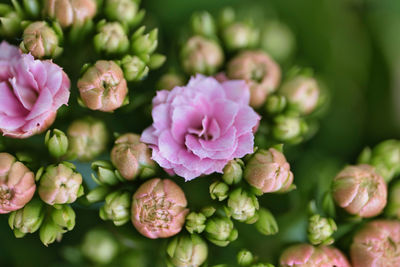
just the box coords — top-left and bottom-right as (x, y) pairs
(78, 60), (128, 112)
(227, 50), (281, 108)
(332, 164), (387, 218)
(0, 153), (35, 214)
(280, 243), (350, 267)
(351, 220), (400, 267)
(244, 148), (294, 193)
(131, 178), (189, 239)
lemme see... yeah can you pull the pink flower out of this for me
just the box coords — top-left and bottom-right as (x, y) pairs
(0, 153), (36, 214)
(0, 41), (70, 138)
(351, 220), (400, 267)
(280, 243), (351, 267)
(141, 75), (260, 180)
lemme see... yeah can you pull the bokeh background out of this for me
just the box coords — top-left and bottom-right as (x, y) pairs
(1, 0), (400, 266)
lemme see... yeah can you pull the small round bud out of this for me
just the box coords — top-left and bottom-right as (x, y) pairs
(78, 60), (128, 112)
(272, 115), (306, 143)
(8, 199), (44, 238)
(45, 129), (68, 158)
(254, 208), (278, 236)
(205, 216), (238, 247)
(265, 94), (287, 114)
(91, 160), (121, 186)
(227, 188), (259, 223)
(237, 249), (254, 266)
(222, 22), (260, 51)
(131, 27), (158, 55)
(38, 163), (83, 205)
(367, 139), (400, 182)
(181, 35), (224, 75)
(105, 0), (139, 26)
(244, 148), (294, 194)
(201, 206), (216, 218)
(332, 164), (387, 218)
(156, 72), (186, 91)
(167, 234), (208, 267)
(94, 22), (129, 55)
(222, 159), (243, 185)
(185, 212), (207, 234)
(386, 180), (400, 219)
(99, 190), (131, 226)
(120, 55), (149, 82)
(307, 214), (337, 245)
(209, 181), (229, 201)
(111, 133), (156, 180)
(227, 50), (281, 108)
(39, 217), (63, 246)
(51, 204), (76, 231)
(81, 228), (119, 265)
(191, 11), (216, 37)
(67, 117), (108, 161)
(131, 178), (189, 239)
(20, 21), (62, 59)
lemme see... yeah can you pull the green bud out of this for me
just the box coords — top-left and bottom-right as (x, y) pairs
(131, 27), (158, 56)
(91, 160), (122, 186)
(166, 234), (208, 267)
(385, 179), (400, 219)
(81, 229), (119, 265)
(307, 214), (337, 245)
(148, 53), (166, 70)
(45, 129), (68, 158)
(222, 159), (243, 185)
(120, 55), (149, 82)
(105, 0), (139, 26)
(51, 205), (76, 232)
(86, 186), (111, 203)
(94, 21), (129, 55)
(22, 0), (40, 18)
(227, 188), (259, 224)
(265, 95), (287, 114)
(209, 181), (229, 201)
(367, 139), (400, 182)
(205, 216), (238, 247)
(191, 11), (216, 37)
(261, 21), (296, 62)
(8, 199), (44, 238)
(222, 22), (260, 51)
(39, 217), (63, 246)
(272, 115), (307, 143)
(185, 212), (207, 234)
(99, 191), (131, 226)
(254, 208), (278, 236)
(201, 206), (216, 218)
(0, 11), (22, 37)
(237, 249), (254, 266)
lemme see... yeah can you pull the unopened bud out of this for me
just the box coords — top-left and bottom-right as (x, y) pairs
(99, 190), (130, 226)
(254, 208), (278, 236)
(45, 129), (68, 158)
(51, 204), (76, 231)
(222, 22), (259, 51)
(308, 214), (336, 245)
(0, 11), (22, 37)
(237, 249), (254, 266)
(148, 53), (166, 69)
(8, 199), (44, 238)
(167, 234), (208, 267)
(222, 159), (243, 185)
(94, 21), (129, 55)
(131, 27), (158, 56)
(227, 188), (259, 223)
(81, 228), (119, 265)
(205, 216), (238, 247)
(191, 11), (216, 37)
(273, 115), (306, 143)
(91, 160), (122, 186)
(105, 0), (140, 26)
(185, 212), (207, 234)
(209, 181), (229, 201)
(120, 55), (149, 81)
(86, 186), (110, 203)
(39, 217), (63, 246)
(265, 95), (287, 114)
(261, 21), (296, 62)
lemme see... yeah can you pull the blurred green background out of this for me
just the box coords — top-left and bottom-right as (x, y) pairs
(1, 0), (400, 266)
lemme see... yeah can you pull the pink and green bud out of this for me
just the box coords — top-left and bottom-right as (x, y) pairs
(120, 55), (149, 82)
(265, 94), (287, 114)
(66, 117), (108, 161)
(209, 181), (229, 201)
(38, 162), (83, 205)
(181, 35), (224, 75)
(94, 21), (129, 55)
(332, 164), (387, 218)
(227, 50), (281, 108)
(227, 188), (259, 223)
(205, 216), (238, 247)
(78, 60), (128, 112)
(45, 129), (68, 158)
(222, 22), (260, 51)
(244, 148), (294, 194)
(280, 244), (351, 267)
(222, 159), (243, 185)
(20, 21), (62, 59)
(44, 0), (97, 28)
(307, 214), (337, 245)
(105, 0), (141, 26)
(0, 153), (36, 214)
(81, 228), (119, 265)
(8, 199), (44, 238)
(156, 72), (186, 91)
(111, 133), (156, 180)
(190, 11), (217, 37)
(185, 212), (207, 234)
(167, 234), (208, 267)
(131, 26), (158, 56)
(254, 208), (278, 236)
(351, 220), (400, 267)
(51, 204), (76, 231)
(91, 160), (122, 186)
(99, 190), (131, 226)
(39, 216), (63, 246)
(131, 178), (189, 239)
(237, 249), (254, 266)
(386, 180), (400, 219)
(273, 115), (307, 143)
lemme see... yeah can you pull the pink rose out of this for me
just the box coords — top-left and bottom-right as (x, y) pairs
(0, 41), (70, 138)
(141, 75), (260, 180)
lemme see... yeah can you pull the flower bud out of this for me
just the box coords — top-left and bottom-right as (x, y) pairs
(105, 0), (140, 26)
(227, 188), (259, 223)
(201, 206), (216, 218)
(94, 21), (129, 55)
(244, 148), (294, 194)
(111, 133), (156, 180)
(86, 186), (110, 203)
(205, 216), (238, 247)
(307, 214), (336, 245)
(386, 180), (400, 219)
(120, 55), (149, 82)
(67, 117), (108, 161)
(254, 208), (278, 236)
(0, 153), (35, 214)
(44, 0), (97, 28)
(272, 115), (306, 143)
(131, 178), (189, 239)
(38, 162), (83, 205)
(45, 129), (68, 158)
(99, 190), (130, 226)
(0, 10), (22, 37)
(280, 244), (351, 267)
(279, 76), (320, 115)
(78, 60), (128, 112)
(222, 22), (260, 51)
(22, 0), (41, 18)
(237, 249), (254, 266)
(39, 216), (63, 246)
(209, 181), (229, 201)
(81, 228), (119, 265)
(222, 159), (243, 185)
(91, 160), (122, 186)
(185, 212), (207, 234)
(8, 199), (44, 238)
(332, 164), (387, 218)
(191, 11), (216, 37)
(167, 234), (208, 267)
(131, 27), (158, 56)
(156, 72), (186, 91)
(265, 94), (287, 114)
(227, 51), (281, 108)
(148, 53), (166, 69)
(181, 35), (224, 75)
(51, 204), (76, 231)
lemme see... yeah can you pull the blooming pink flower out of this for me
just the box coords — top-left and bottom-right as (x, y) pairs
(0, 153), (36, 214)
(141, 75), (260, 180)
(0, 41), (70, 138)
(351, 220), (400, 267)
